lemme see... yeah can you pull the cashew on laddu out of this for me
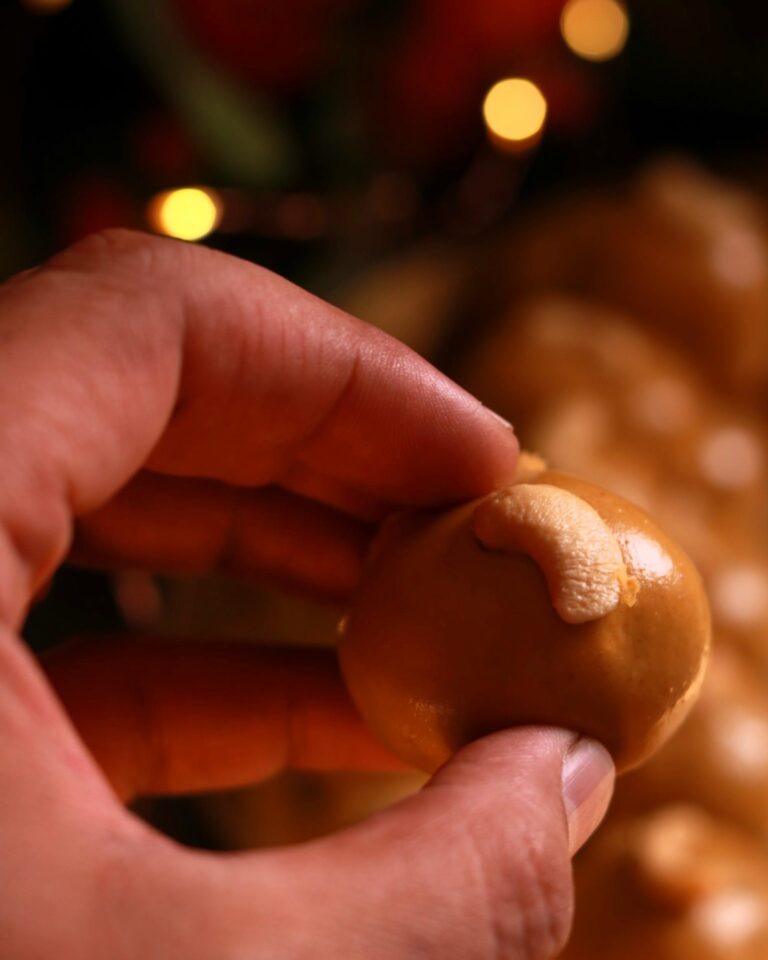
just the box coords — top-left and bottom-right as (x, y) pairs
(472, 483), (639, 624)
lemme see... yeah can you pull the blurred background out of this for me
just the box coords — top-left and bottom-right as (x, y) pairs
(5, 0), (768, 276)
(6, 1), (768, 955)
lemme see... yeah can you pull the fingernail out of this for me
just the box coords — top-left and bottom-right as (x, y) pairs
(484, 406), (514, 431)
(561, 737), (615, 855)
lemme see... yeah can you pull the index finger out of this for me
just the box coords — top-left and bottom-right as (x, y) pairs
(0, 230), (517, 621)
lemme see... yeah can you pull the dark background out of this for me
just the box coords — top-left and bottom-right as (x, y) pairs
(4, 0), (768, 281)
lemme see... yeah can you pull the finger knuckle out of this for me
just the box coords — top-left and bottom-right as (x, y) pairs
(45, 228), (166, 278)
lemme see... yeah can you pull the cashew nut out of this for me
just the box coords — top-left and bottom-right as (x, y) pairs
(472, 483), (638, 623)
(513, 450), (547, 482)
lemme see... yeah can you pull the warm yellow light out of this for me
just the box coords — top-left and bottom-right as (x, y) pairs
(147, 187), (222, 241)
(483, 78), (548, 151)
(560, 0), (629, 62)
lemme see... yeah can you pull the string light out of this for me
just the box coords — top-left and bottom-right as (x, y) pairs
(482, 78), (547, 152)
(560, 0), (630, 62)
(147, 187), (223, 241)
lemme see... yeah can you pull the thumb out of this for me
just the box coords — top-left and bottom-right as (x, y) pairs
(196, 727), (614, 960)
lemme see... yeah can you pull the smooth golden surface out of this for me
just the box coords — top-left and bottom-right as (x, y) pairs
(340, 471), (710, 773)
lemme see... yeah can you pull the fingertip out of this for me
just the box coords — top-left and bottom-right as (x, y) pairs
(481, 404), (515, 434)
(408, 375), (520, 505)
(435, 727), (615, 857)
(269, 725), (578, 959)
(430, 725), (573, 787)
(463, 399), (521, 491)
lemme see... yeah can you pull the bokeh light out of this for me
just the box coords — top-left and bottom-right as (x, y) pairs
(482, 78), (548, 151)
(560, 0), (630, 62)
(147, 187), (223, 241)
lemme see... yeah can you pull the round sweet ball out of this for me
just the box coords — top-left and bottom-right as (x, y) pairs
(339, 464), (711, 774)
(561, 806), (768, 960)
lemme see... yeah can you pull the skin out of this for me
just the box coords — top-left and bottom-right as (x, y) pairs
(0, 230), (613, 960)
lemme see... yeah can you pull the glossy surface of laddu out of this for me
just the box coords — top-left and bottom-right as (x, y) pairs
(340, 471), (711, 773)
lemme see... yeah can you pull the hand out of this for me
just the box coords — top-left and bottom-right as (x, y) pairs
(0, 231), (614, 960)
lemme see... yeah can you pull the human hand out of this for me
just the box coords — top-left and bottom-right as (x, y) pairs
(0, 231), (614, 959)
